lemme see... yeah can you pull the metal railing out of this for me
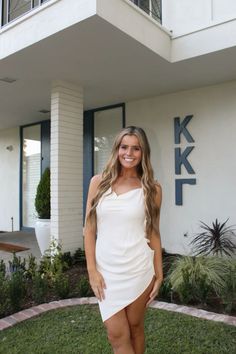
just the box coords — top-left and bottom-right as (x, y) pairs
(1, 0), (162, 29)
(129, 0), (162, 23)
(1, 0), (49, 27)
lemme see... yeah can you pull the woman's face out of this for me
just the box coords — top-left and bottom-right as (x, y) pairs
(118, 134), (142, 170)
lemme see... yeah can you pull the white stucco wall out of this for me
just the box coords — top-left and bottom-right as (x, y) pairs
(162, 0), (236, 36)
(0, 127), (20, 231)
(126, 81), (236, 255)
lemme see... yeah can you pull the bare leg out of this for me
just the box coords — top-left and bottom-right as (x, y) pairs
(126, 277), (155, 354)
(104, 309), (135, 354)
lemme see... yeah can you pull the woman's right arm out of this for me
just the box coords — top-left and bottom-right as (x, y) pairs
(84, 175), (106, 301)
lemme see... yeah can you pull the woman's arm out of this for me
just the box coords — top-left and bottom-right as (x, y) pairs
(84, 174), (106, 301)
(146, 183), (163, 306)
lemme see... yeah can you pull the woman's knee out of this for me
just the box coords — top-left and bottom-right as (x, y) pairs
(129, 322), (144, 339)
(106, 325), (130, 347)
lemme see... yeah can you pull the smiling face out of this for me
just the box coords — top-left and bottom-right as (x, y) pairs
(118, 134), (142, 170)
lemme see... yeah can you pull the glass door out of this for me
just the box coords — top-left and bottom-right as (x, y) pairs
(22, 124), (41, 228)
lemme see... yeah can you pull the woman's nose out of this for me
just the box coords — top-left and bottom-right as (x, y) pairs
(126, 147), (132, 155)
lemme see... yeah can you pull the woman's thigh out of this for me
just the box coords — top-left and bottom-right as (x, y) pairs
(104, 308), (131, 340)
(126, 276), (155, 326)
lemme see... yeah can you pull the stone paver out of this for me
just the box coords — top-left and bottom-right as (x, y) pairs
(0, 298), (236, 331)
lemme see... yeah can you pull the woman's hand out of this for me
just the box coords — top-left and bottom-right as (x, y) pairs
(88, 269), (106, 301)
(146, 277), (163, 307)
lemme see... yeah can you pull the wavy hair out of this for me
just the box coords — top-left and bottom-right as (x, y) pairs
(87, 126), (160, 238)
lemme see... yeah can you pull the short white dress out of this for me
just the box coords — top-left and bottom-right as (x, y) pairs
(96, 187), (155, 322)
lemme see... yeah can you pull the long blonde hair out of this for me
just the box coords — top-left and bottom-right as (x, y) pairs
(87, 126), (160, 238)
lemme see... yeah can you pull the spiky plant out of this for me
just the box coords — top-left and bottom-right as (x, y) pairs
(167, 256), (228, 304)
(190, 218), (236, 257)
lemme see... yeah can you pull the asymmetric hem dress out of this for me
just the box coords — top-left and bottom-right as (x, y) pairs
(96, 187), (155, 322)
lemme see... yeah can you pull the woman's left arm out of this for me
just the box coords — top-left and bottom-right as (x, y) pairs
(146, 183), (163, 306)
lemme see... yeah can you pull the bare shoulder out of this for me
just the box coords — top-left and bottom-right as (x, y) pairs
(154, 181), (162, 207)
(88, 174), (102, 198)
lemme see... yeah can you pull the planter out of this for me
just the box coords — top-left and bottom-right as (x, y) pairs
(35, 219), (51, 255)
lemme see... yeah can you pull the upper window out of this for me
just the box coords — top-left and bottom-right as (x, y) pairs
(1, 0), (49, 26)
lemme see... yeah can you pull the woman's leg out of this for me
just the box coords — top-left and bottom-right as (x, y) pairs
(126, 277), (155, 354)
(104, 309), (135, 354)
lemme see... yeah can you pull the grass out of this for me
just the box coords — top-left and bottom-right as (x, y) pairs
(0, 305), (235, 354)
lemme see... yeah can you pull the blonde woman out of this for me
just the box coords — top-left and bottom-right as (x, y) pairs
(84, 126), (163, 354)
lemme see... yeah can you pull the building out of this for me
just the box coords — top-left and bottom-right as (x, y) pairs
(0, 0), (236, 255)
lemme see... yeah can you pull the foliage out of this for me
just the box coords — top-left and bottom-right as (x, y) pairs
(61, 251), (73, 267)
(39, 239), (68, 280)
(32, 273), (49, 304)
(77, 275), (93, 297)
(0, 259), (6, 277)
(8, 253), (26, 273)
(190, 218), (236, 257)
(35, 167), (50, 219)
(220, 259), (236, 314)
(0, 272), (10, 317)
(167, 256), (228, 305)
(73, 248), (86, 265)
(53, 272), (70, 299)
(8, 272), (26, 312)
(25, 254), (37, 279)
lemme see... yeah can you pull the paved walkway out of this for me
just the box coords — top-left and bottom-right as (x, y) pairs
(0, 298), (236, 331)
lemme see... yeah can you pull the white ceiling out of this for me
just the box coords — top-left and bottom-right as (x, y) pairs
(0, 15), (236, 130)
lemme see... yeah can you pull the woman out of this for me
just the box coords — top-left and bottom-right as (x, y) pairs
(84, 126), (163, 354)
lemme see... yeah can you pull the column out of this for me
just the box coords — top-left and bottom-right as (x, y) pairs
(51, 81), (83, 252)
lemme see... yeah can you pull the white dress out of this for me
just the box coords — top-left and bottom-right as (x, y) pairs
(96, 187), (155, 322)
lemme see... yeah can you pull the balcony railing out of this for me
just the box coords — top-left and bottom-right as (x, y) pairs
(1, 0), (162, 29)
(129, 0), (162, 23)
(1, 0), (49, 27)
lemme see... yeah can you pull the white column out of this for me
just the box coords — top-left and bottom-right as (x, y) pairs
(50, 81), (83, 252)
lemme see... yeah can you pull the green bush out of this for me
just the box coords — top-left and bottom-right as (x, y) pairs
(8, 271), (26, 312)
(0, 260), (6, 277)
(25, 254), (38, 279)
(32, 273), (49, 304)
(8, 253), (26, 274)
(54, 272), (70, 299)
(73, 248), (86, 265)
(77, 275), (93, 297)
(220, 259), (236, 314)
(167, 256), (228, 305)
(35, 168), (50, 219)
(0, 273), (10, 317)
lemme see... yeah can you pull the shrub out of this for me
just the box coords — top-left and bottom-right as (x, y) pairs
(77, 275), (93, 297)
(167, 256), (228, 305)
(73, 248), (86, 265)
(35, 167), (50, 219)
(0, 273), (10, 317)
(190, 218), (236, 257)
(220, 259), (236, 314)
(0, 259), (6, 277)
(25, 254), (38, 279)
(32, 273), (49, 304)
(8, 253), (26, 274)
(8, 271), (26, 312)
(54, 272), (70, 299)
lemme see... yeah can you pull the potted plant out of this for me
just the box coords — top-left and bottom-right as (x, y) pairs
(35, 168), (51, 255)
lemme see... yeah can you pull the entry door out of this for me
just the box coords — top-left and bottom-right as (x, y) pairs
(21, 121), (50, 228)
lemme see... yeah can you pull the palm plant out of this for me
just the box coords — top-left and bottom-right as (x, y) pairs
(190, 218), (236, 257)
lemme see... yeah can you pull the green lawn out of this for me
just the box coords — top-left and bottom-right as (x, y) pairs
(0, 305), (235, 354)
